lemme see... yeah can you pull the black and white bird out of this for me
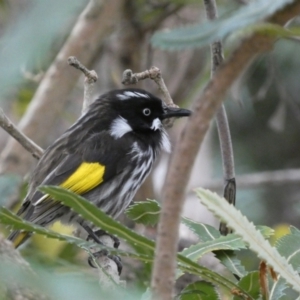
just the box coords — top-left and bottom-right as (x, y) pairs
(8, 88), (191, 252)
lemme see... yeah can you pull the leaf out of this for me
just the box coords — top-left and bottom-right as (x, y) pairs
(196, 188), (300, 294)
(215, 250), (247, 279)
(125, 199), (160, 226)
(41, 186), (252, 297)
(181, 234), (246, 262)
(151, 0), (295, 50)
(179, 281), (220, 300)
(0, 207), (153, 263)
(270, 231), (300, 299)
(233, 272), (260, 300)
(181, 217), (221, 242)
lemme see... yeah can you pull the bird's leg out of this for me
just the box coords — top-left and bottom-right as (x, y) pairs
(80, 223), (123, 275)
(89, 229), (120, 249)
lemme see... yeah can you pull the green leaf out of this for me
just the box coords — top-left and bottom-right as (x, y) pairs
(181, 234), (246, 262)
(179, 281), (220, 300)
(181, 218), (221, 242)
(196, 188), (300, 294)
(0, 207), (154, 263)
(233, 272), (260, 300)
(215, 250), (247, 279)
(151, 0), (295, 50)
(270, 231), (300, 299)
(125, 199), (160, 226)
(40, 186), (252, 298)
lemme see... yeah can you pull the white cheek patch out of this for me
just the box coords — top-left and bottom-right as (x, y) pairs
(151, 118), (162, 131)
(117, 91), (150, 101)
(110, 116), (133, 139)
(161, 129), (171, 153)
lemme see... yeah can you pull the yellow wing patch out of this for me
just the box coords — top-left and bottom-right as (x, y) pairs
(60, 162), (105, 194)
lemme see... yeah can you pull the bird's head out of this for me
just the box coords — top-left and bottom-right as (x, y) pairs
(102, 88), (191, 139)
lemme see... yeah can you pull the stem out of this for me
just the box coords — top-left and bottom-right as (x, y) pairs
(150, 2), (300, 299)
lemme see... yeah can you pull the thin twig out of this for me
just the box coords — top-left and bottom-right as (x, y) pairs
(204, 0), (236, 235)
(0, 109), (43, 160)
(195, 168), (300, 191)
(122, 66), (178, 127)
(122, 67), (176, 107)
(68, 56), (98, 114)
(150, 2), (300, 299)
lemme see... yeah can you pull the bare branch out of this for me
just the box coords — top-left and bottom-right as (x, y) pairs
(203, 0), (236, 235)
(198, 169), (300, 190)
(122, 67), (176, 107)
(151, 2), (300, 299)
(68, 56), (98, 114)
(0, 109), (43, 160)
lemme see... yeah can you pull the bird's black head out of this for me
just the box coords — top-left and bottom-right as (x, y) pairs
(102, 88), (191, 139)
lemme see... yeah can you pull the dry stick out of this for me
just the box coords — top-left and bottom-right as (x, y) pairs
(203, 0), (236, 236)
(150, 2), (300, 299)
(68, 56), (98, 115)
(0, 109), (43, 160)
(198, 168), (300, 190)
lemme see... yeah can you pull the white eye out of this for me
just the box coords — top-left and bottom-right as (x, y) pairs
(143, 108), (151, 116)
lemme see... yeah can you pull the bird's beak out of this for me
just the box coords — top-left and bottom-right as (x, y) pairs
(161, 106), (191, 120)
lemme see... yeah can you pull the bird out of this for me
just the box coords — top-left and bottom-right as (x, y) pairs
(7, 88), (191, 255)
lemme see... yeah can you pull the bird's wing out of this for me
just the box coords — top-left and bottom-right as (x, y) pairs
(27, 132), (133, 223)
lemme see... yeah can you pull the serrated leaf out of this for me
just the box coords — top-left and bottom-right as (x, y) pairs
(151, 0), (294, 50)
(40, 186), (252, 297)
(270, 232), (300, 299)
(181, 217), (221, 242)
(233, 272), (260, 300)
(0, 207), (152, 262)
(289, 226), (300, 236)
(179, 281), (219, 300)
(125, 199), (160, 226)
(196, 188), (300, 294)
(215, 250), (247, 279)
(181, 234), (246, 262)
(40, 185), (156, 257)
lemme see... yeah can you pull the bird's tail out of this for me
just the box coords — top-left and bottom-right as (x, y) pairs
(7, 199), (34, 248)
(7, 230), (32, 248)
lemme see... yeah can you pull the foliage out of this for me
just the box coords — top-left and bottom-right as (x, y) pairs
(1, 186), (300, 299)
(151, 0), (296, 50)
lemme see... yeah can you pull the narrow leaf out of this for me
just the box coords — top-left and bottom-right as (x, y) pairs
(270, 231), (300, 299)
(233, 272), (260, 300)
(181, 217), (221, 242)
(125, 199), (160, 226)
(196, 188), (300, 294)
(181, 234), (246, 262)
(41, 186), (252, 297)
(215, 250), (247, 279)
(151, 0), (295, 50)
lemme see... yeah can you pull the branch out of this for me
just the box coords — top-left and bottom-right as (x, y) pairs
(0, 0), (124, 176)
(68, 56), (98, 115)
(122, 67), (175, 107)
(150, 2), (300, 299)
(203, 0), (236, 235)
(198, 169), (300, 190)
(0, 109), (43, 160)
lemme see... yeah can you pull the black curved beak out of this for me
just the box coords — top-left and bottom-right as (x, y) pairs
(161, 106), (191, 120)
